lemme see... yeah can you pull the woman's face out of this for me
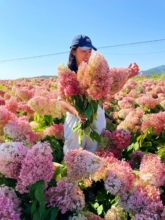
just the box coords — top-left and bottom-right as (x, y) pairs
(72, 47), (92, 66)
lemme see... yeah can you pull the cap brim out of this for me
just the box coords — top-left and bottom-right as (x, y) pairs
(79, 46), (97, 51)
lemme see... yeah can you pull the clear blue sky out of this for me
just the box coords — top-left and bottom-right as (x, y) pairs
(0, 0), (165, 80)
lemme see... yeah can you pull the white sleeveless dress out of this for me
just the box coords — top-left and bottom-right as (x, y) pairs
(63, 105), (106, 155)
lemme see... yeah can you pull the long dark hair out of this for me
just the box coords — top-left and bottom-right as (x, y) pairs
(67, 46), (78, 73)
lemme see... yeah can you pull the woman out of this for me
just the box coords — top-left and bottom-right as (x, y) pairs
(58, 35), (106, 155)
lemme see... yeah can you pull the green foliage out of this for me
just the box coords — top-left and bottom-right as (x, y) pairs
(83, 181), (116, 217)
(43, 136), (64, 163)
(21, 180), (59, 220)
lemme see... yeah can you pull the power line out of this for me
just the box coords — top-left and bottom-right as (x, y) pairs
(97, 38), (165, 49)
(0, 38), (165, 63)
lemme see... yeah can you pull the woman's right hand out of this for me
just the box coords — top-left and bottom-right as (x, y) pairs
(77, 113), (87, 123)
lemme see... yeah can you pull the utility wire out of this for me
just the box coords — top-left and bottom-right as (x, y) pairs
(0, 38), (165, 63)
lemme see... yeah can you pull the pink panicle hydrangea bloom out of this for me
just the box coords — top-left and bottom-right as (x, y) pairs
(117, 108), (134, 120)
(16, 87), (34, 101)
(110, 129), (132, 150)
(0, 142), (28, 179)
(28, 96), (65, 119)
(117, 109), (144, 133)
(5, 97), (18, 113)
(0, 106), (16, 135)
(118, 97), (136, 109)
(0, 96), (5, 105)
(104, 160), (135, 195)
(64, 149), (106, 182)
(105, 205), (127, 220)
(16, 141), (54, 193)
(139, 154), (165, 187)
(46, 177), (85, 214)
(78, 53), (111, 100)
(28, 96), (51, 115)
(135, 95), (159, 109)
(44, 123), (64, 139)
(0, 185), (21, 220)
(109, 68), (130, 95)
(18, 103), (34, 116)
(141, 112), (165, 135)
(47, 98), (66, 119)
(58, 64), (81, 99)
(118, 184), (164, 218)
(4, 118), (37, 146)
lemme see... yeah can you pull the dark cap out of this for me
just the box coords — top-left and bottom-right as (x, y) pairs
(70, 35), (97, 51)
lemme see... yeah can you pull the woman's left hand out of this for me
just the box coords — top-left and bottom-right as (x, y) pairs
(128, 63), (140, 78)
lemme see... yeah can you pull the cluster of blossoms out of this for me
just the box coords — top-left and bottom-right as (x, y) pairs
(135, 94), (159, 110)
(0, 185), (21, 220)
(0, 142), (28, 179)
(117, 109), (144, 133)
(104, 160), (135, 195)
(105, 205), (127, 220)
(5, 97), (19, 113)
(28, 96), (65, 119)
(16, 141), (54, 193)
(46, 177), (85, 214)
(118, 184), (165, 219)
(44, 123), (64, 139)
(97, 129), (131, 159)
(68, 211), (104, 220)
(0, 106), (16, 135)
(118, 97), (136, 109)
(15, 87), (34, 101)
(64, 149), (106, 182)
(139, 153), (165, 187)
(141, 111), (165, 135)
(58, 64), (81, 99)
(108, 67), (130, 95)
(77, 53), (112, 100)
(3, 118), (37, 146)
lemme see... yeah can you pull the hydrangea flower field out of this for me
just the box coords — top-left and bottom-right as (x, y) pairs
(0, 73), (165, 220)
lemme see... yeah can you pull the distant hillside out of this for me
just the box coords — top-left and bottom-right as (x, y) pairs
(141, 65), (165, 75)
(26, 65), (165, 79)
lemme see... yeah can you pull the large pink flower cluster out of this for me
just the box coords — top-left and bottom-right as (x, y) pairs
(0, 185), (21, 220)
(108, 68), (130, 95)
(77, 53), (112, 100)
(58, 64), (81, 99)
(0, 142), (28, 179)
(16, 141), (54, 193)
(141, 111), (165, 135)
(117, 109), (144, 133)
(5, 97), (19, 113)
(16, 87), (34, 101)
(135, 94), (159, 109)
(118, 184), (165, 219)
(110, 129), (132, 150)
(139, 153), (165, 187)
(28, 96), (51, 115)
(0, 106), (16, 135)
(104, 160), (135, 195)
(46, 177), (85, 214)
(4, 118), (37, 146)
(44, 123), (64, 139)
(64, 149), (106, 182)
(28, 96), (65, 118)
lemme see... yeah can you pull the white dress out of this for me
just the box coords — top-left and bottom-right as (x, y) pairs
(63, 105), (106, 155)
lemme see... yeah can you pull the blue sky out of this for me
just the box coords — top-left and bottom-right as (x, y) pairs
(0, 0), (165, 80)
